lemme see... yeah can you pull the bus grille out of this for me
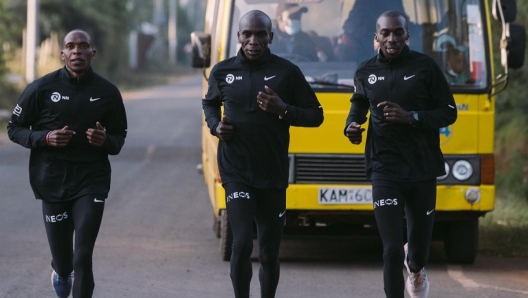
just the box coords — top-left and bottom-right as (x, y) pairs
(292, 154), (367, 184)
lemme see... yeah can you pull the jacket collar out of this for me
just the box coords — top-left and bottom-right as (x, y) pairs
(236, 47), (272, 68)
(60, 66), (94, 87)
(377, 44), (411, 64)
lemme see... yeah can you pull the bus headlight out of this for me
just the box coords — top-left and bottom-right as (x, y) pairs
(437, 162), (450, 180)
(465, 188), (481, 204)
(452, 160), (473, 181)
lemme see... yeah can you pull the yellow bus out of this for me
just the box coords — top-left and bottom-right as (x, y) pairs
(191, 0), (525, 263)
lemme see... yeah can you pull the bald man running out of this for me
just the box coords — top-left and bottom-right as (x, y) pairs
(8, 29), (127, 298)
(202, 10), (323, 298)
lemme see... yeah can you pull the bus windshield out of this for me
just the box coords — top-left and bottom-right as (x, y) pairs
(229, 0), (488, 92)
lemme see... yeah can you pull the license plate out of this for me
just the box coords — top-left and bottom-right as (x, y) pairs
(318, 187), (372, 205)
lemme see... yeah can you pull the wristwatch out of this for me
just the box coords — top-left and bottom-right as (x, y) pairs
(412, 111), (419, 124)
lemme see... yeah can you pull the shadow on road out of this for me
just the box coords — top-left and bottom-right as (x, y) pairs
(249, 236), (449, 265)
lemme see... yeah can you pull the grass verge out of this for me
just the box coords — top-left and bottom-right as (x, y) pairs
(479, 192), (528, 257)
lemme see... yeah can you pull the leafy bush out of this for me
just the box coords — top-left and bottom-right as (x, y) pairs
(479, 1), (528, 257)
(492, 0), (528, 202)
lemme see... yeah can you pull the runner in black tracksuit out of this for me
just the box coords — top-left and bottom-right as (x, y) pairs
(8, 31), (126, 298)
(345, 11), (457, 298)
(203, 11), (323, 298)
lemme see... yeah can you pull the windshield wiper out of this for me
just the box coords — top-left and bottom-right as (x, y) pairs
(306, 72), (354, 90)
(308, 80), (354, 90)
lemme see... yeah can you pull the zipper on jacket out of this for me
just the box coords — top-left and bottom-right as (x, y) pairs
(249, 68), (253, 111)
(389, 62), (394, 103)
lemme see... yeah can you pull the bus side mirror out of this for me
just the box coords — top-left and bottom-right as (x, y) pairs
(190, 32), (211, 68)
(502, 23), (526, 69)
(490, 22), (525, 97)
(492, 0), (517, 23)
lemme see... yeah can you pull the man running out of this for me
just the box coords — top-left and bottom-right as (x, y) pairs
(8, 29), (127, 298)
(344, 10), (457, 298)
(202, 10), (323, 298)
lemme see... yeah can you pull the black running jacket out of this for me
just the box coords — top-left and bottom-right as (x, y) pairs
(203, 49), (323, 189)
(8, 67), (127, 202)
(345, 46), (457, 181)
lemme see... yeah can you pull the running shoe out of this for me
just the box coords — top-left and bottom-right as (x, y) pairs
(404, 243), (429, 298)
(51, 270), (72, 298)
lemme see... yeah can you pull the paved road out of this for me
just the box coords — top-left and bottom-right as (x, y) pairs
(0, 73), (527, 298)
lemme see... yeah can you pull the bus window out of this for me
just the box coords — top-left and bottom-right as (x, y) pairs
(406, 0), (487, 89)
(230, 0), (488, 91)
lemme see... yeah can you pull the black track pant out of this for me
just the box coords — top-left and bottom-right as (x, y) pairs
(223, 182), (286, 298)
(372, 179), (436, 298)
(42, 194), (105, 298)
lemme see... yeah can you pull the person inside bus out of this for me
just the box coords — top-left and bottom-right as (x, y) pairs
(337, 0), (420, 62)
(271, 3), (319, 61)
(337, 0), (389, 62)
(443, 43), (470, 84)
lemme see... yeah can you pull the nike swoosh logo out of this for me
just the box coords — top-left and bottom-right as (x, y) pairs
(426, 209), (434, 215)
(264, 75), (276, 81)
(94, 198), (105, 203)
(90, 97), (101, 102)
(279, 210), (286, 218)
(404, 75), (416, 80)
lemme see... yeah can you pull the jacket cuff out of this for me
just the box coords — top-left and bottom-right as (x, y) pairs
(210, 122), (220, 136)
(280, 105), (297, 122)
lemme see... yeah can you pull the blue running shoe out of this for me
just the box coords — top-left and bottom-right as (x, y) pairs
(51, 270), (72, 298)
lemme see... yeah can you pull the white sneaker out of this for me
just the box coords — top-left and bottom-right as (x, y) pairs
(404, 243), (429, 298)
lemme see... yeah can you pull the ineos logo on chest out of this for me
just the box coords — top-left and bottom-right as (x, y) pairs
(50, 92), (70, 102)
(51, 92), (61, 102)
(368, 74), (385, 84)
(225, 74), (242, 84)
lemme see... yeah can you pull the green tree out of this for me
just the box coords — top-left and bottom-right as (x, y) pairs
(0, 0), (25, 108)
(4, 0), (139, 81)
(493, 2), (528, 198)
(38, 0), (135, 79)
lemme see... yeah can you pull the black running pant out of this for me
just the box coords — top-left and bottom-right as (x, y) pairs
(223, 182), (286, 298)
(42, 194), (105, 298)
(372, 179), (436, 298)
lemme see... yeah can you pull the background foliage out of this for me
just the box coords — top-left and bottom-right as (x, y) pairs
(493, 1), (528, 199)
(0, 0), (196, 97)
(478, 0), (528, 257)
